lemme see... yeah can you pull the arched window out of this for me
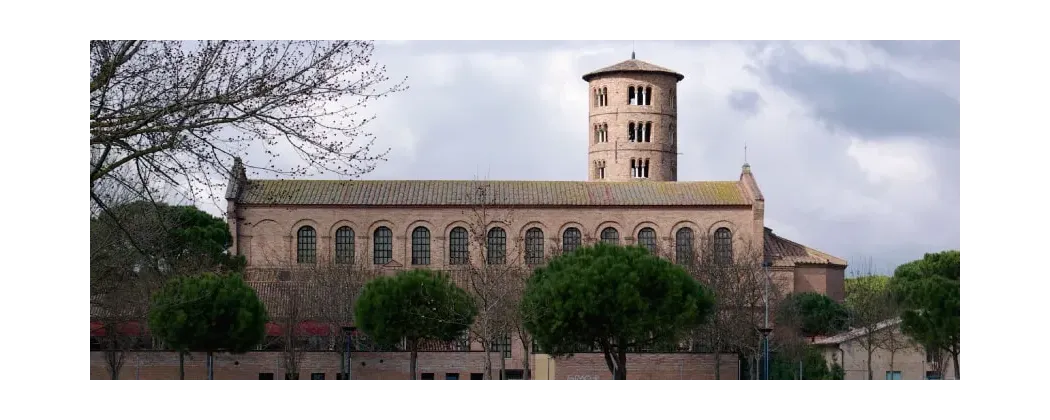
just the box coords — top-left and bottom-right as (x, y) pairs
(645, 86), (652, 105)
(714, 227), (733, 265)
(487, 227), (507, 265)
(602, 123), (608, 142)
(373, 226), (393, 265)
(628, 122), (636, 141)
(525, 228), (544, 265)
(676, 227), (694, 265)
(594, 125), (600, 144)
(594, 89), (599, 107)
(644, 122), (652, 142)
(297, 226), (317, 264)
(602, 87), (608, 106)
(600, 227), (619, 245)
(411, 227), (430, 265)
(637, 228), (657, 254)
(628, 86), (636, 105)
(670, 124), (676, 146)
(562, 228), (581, 254)
(670, 88), (676, 110)
(335, 226), (354, 264)
(449, 227), (469, 265)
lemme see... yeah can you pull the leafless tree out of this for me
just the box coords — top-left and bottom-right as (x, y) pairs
(91, 264), (157, 380)
(252, 253), (375, 380)
(877, 321), (912, 377)
(453, 182), (528, 380)
(675, 236), (782, 379)
(90, 40), (407, 255)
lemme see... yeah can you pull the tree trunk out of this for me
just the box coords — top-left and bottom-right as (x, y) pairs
(866, 346), (873, 380)
(482, 339), (493, 380)
(207, 351), (214, 380)
(179, 352), (185, 380)
(951, 348), (960, 380)
(409, 339), (418, 380)
(601, 347), (617, 378)
(714, 351), (721, 380)
(522, 339), (531, 380)
(499, 348), (506, 380)
(615, 350), (628, 380)
(340, 347), (346, 380)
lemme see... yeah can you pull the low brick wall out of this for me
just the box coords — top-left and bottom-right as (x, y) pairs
(90, 351), (737, 380)
(538, 353), (738, 380)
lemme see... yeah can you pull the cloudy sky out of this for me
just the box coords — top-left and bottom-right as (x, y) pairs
(230, 40), (961, 274)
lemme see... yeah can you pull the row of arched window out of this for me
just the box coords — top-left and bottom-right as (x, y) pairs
(295, 225), (734, 266)
(628, 86), (652, 106)
(592, 86), (676, 109)
(629, 122), (652, 142)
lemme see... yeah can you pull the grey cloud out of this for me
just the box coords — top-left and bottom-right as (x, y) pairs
(869, 40), (960, 62)
(756, 43), (960, 143)
(727, 89), (763, 116)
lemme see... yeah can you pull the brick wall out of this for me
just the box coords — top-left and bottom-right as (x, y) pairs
(536, 353), (738, 380)
(90, 351), (737, 380)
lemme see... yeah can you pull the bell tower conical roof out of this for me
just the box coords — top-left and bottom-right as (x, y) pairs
(582, 58), (685, 82)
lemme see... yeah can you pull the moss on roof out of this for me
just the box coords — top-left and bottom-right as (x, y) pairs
(236, 179), (751, 207)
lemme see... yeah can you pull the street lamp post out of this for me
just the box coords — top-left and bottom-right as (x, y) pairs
(759, 327), (772, 380)
(760, 261), (773, 380)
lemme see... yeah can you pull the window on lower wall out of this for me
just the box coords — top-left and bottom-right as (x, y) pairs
(491, 335), (511, 358)
(258, 373), (274, 380)
(421, 373), (435, 380)
(285, 373), (299, 380)
(502, 369), (525, 380)
(470, 373), (483, 380)
(311, 373), (325, 380)
(446, 373), (460, 380)
(336, 373), (349, 380)
(926, 371), (942, 380)
(885, 371), (902, 380)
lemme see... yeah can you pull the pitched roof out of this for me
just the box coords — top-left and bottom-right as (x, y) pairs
(248, 281), (358, 321)
(812, 318), (902, 345)
(237, 180), (751, 207)
(582, 59), (685, 82)
(764, 227), (848, 267)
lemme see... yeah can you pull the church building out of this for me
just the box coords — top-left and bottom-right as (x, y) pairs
(91, 55), (847, 380)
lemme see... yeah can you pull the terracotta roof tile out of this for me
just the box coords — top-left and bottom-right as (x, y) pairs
(764, 228), (847, 267)
(247, 280), (363, 321)
(238, 180), (750, 207)
(582, 59), (685, 81)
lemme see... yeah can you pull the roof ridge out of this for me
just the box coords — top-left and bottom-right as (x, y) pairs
(246, 179), (743, 184)
(238, 179), (752, 207)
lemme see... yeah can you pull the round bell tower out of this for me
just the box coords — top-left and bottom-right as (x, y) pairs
(583, 54), (684, 182)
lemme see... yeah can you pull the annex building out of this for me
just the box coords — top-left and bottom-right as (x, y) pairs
(90, 55), (847, 380)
